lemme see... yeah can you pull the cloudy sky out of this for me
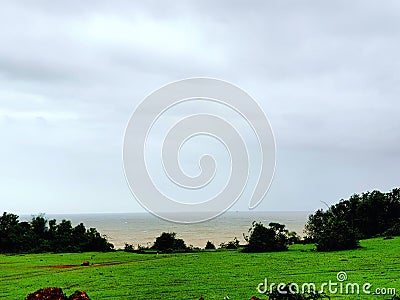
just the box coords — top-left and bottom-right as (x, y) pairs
(1, 1), (399, 215)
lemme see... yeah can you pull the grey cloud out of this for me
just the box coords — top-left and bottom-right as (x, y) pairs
(0, 1), (399, 214)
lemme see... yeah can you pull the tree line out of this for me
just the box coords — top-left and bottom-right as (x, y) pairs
(305, 188), (400, 251)
(0, 212), (114, 253)
(135, 188), (400, 253)
(1, 188), (399, 254)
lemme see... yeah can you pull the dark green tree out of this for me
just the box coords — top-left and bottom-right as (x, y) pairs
(152, 232), (187, 253)
(205, 241), (216, 250)
(0, 212), (114, 253)
(304, 188), (400, 251)
(243, 222), (290, 252)
(219, 237), (240, 249)
(0, 212), (21, 253)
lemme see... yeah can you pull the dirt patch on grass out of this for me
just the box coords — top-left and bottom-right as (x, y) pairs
(42, 262), (122, 269)
(47, 265), (77, 269)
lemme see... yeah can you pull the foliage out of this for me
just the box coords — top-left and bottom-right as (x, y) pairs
(219, 237), (240, 249)
(243, 222), (290, 252)
(305, 211), (359, 251)
(152, 232), (188, 253)
(124, 243), (135, 252)
(384, 223), (400, 237)
(205, 241), (216, 250)
(0, 212), (114, 254)
(305, 188), (400, 251)
(287, 231), (301, 244)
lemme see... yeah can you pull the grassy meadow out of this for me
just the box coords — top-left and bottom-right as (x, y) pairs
(0, 237), (399, 299)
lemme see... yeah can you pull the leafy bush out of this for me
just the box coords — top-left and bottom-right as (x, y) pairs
(124, 243), (135, 252)
(205, 241), (216, 250)
(243, 222), (290, 252)
(287, 231), (301, 244)
(219, 237), (240, 249)
(384, 223), (400, 237)
(152, 232), (188, 253)
(306, 213), (359, 252)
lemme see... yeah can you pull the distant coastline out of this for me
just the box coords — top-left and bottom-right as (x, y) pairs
(20, 211), (311, 249)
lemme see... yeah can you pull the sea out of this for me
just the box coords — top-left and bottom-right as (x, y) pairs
(21, 211), (310, 249)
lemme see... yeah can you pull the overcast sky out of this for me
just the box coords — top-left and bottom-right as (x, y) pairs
(1, 1), (399, 215)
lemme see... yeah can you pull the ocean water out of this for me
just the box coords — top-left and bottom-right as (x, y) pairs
(22, 211), (310, 249)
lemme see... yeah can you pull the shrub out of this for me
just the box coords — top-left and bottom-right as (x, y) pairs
(124, 243), (134, 252)
(288, 231), (301, 244)
(205, 241), (216, 250)
(315, 218), (359, 252)
(219, 237), (240, 249)
(152, 232), (188, 253)
(243, 222), (290, 252)
(305, 210), (359, 252)
(384, 223), (400, 237)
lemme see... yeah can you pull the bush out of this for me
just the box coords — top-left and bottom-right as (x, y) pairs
(243, 222), (290, 252)
(315, 218), (359, 251)
(219, 237), (240, 249)
(305, 210), (359, 252)
(384, 223), (400, 237)
(288, 231), (301, 244)
(124, 243), (134, 252)
(205, 241), (216, 250)
(152, 232), (188, 253)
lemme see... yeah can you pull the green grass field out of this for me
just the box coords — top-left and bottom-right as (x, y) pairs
(1, 237), (399, 299)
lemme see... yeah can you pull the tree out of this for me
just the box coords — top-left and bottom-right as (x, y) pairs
(243, 222), (290, 252)
(205, 241), (216, 250)
(288, 231), (301, 244)
(30, 214), (49, 252)
(0, 212), (114, 253)
(219, 237), (240, 249)
(0, 212), (21, 253)
(124, 243), (135, 252)
(84, 227), (114, 252)
(315, 218), (359, 251)
(306, 188), (400, 251)
(384, 223), (400, 237)
(152, 232), (187, 253)
(55, 220), (73, 251)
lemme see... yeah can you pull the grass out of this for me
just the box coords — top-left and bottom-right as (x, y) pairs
(0, 237), (399, 299)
